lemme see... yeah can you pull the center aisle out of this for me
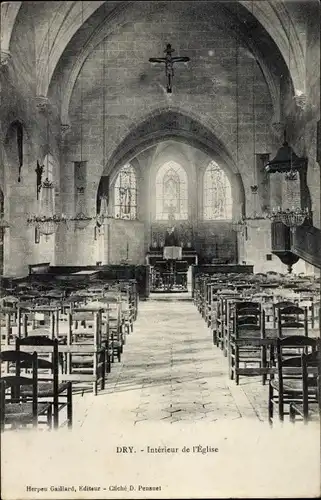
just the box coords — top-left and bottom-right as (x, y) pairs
(75, 297), (266, 428)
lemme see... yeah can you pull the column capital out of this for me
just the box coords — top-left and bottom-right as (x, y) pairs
(270, 121), (285, 137)
(294, 93), (307, 111)
(61, 123), (71, 137)
(35, 95), (50, 113)
(0, 51), (11, 68)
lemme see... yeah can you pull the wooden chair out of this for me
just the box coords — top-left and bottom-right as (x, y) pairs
(17, 306), (59, 339)
(0, 351), (52, 431)
(222, 299), (257, 357)
(289, 349), (321, 424)
(272, 301), (296, 327)
(310, 300), (320, 329)
(268, 336), (318, 424)
(277, 305), (308, 338)
(215, 292), (240, 350)
(16, 336), (72, 428)
(229, 306), (267, 385)
(63, 309), (107, 395)
(0, 309), (15, 347)
(101, 296), (123, 363)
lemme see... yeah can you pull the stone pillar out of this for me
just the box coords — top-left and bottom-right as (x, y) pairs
(4, 131), (35, 276)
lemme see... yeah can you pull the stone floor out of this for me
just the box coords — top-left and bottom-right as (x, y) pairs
(73, 294), (268, 428)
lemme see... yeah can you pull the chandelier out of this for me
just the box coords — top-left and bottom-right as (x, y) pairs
(264, 131), (311, 229)
(267, 207), (311, 228)
(264, 11), (311, 230)
(69, 187), (92, 231)
(27, 213), (67, 236)
(27, 178), (67, 237)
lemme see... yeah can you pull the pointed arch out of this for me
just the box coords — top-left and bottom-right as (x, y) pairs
(203, 160), (232, 220)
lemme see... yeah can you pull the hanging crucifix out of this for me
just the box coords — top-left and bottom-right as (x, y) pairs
(149, 43), (190, 93)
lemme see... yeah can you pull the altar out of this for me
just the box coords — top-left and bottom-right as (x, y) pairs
(145, 250), (198, 267)
(147, 217), (198, 292)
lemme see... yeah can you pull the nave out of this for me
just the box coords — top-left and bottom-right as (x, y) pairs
(1, 0), (320, 497)
(73, 296), (266, 429)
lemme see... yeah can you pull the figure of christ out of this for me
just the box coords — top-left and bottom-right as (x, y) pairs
(149, 43), (190, 93)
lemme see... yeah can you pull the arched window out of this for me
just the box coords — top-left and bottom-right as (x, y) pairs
(203, 161), (232, 220)
(114, 163), (137, 220)
(156, 161), (188, 220)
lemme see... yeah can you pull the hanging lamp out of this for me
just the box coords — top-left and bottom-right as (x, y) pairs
(94, 19), (112, 234)
(264, 13), (311, 229)
(69, 1), (92, 231)
(242, 0), (266, 226)
(265, 132), (310, 227)
(231, 17), (246, 236)
(27, 23), (66, 238)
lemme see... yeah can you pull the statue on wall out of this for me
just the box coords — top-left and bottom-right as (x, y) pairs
(35, 161), (44, 200)
(164, 210), (179, 246)
(164, 225), (179, 246)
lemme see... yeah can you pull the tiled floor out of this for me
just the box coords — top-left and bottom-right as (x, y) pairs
(73, 295), (268, 428)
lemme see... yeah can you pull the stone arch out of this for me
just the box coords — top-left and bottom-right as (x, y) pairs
(103, 108), (246, 222)
(103, 106), (237, 178)
(53, 1), (305, 127)
(5, 1), (309, 112)
(240, 0), (306, 95)
(0, 2), (22, 55)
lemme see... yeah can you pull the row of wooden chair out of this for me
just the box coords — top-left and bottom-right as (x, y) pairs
(194, 272), (321, 425)
(1, 336), (72, 431)
(1, 278), (140, 430)
(268, 336), (320, 424)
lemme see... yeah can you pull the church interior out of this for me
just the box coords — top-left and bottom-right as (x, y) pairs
(1, 0), (321, 494)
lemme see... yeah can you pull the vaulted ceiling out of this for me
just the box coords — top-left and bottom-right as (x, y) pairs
(2, 0), (313, 105)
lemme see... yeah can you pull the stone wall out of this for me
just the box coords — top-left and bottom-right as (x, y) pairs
(0, 5), (62, 276)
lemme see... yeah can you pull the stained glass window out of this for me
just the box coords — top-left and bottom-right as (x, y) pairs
(114, 163), (137, 220)
(156, 161), (188, 220)
(203, 161), (232, 220)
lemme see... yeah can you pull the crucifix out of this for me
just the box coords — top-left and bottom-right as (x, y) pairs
(149, 43), (190, 93)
